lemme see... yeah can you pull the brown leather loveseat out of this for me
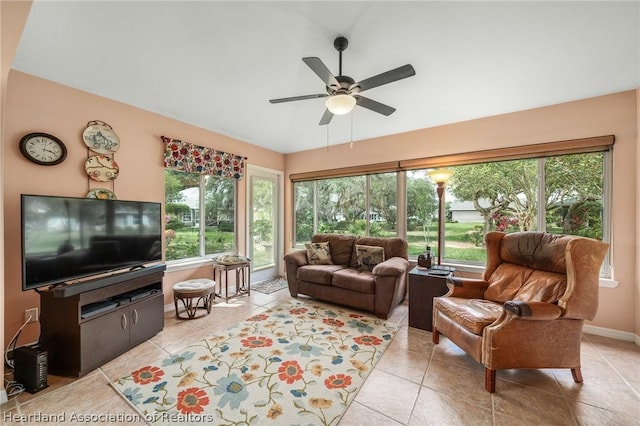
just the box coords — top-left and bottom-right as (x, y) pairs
(284, 234), (410, 318)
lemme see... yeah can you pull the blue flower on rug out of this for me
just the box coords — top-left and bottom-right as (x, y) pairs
(214, 373), (249, 409)
(285, 342), (324, 358)
(162, 350), (196, 366)
(123, 387), (143, 405)
(347, 318), (374, 333)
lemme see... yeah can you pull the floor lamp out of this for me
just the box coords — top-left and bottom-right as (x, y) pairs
(427, 168), (454, 265)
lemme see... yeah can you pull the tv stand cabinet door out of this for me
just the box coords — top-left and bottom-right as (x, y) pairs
(130, 293), (164, 347)
(80, 306), (130, 375)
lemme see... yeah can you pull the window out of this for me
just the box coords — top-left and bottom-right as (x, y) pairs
(293, 173), (398, 243)
(417, 152), (609, 271)
(291, 145), (611, 277)
(164, 169), (236, 261)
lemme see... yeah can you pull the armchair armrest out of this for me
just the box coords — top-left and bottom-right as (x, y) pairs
(446, 277), (489, 299)
(283, 249), (308, 267)
(503, 301), (562, 320)
(372, 257), (409, 276)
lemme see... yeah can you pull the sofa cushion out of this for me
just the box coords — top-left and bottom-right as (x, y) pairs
(485, 263), (567, 303)
(305, 242), (333, 265)
(355, 244), (385, 272)
(312, 234), (355, 266)
(332, 268), (376, 294)
(433, 297), (503, 335)
(298, 264), (346, 285)
(350, 237), (408, 267)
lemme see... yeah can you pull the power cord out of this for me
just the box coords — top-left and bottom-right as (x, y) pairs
(3, 315), (33, 400)
(4, 315), (33, 369)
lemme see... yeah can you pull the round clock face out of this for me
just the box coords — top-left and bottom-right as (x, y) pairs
(19, 132), (67, 166)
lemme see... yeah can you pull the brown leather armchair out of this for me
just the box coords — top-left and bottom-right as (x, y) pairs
(432, 231), (609, 393)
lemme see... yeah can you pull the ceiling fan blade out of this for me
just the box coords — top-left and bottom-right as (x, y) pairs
(303, 57), (340, 89)
(269, 93), (328, 104)
(354, 95), (396, 116)
(319, 109), (334, 125)
(352, 64), (416, 93)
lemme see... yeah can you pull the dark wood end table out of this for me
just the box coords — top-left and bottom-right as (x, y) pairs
(408, 266), (452, 331)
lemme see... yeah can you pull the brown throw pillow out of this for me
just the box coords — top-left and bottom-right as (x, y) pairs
(305, 242), (333, 265)
(355, 244), (385, 272)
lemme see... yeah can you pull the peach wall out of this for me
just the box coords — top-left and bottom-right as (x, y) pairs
(1, 0), (33, 397)
(285, 91), (639, 336)
(2, 71), (284, 347)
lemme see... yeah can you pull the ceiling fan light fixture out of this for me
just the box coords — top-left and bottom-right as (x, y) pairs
(326, 94), (356, 115)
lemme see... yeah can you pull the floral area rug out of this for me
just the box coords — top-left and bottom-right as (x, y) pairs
(112, 301), (397, 425)
(251, 276), (288, 294)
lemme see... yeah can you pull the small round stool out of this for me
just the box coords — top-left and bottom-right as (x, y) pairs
(173, 279), (216, 319)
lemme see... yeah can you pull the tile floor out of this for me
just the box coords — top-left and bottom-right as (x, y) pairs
(2, 287), (639, 425)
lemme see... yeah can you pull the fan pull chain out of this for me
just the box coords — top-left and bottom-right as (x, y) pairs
(326, 123), (330, 151)
(350, 112), (354, 149)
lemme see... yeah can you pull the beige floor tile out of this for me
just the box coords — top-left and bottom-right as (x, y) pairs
(409, 386), (493, 426)
(354, 369), (421, 424)
(570, 399), (640, 426)
(340, 401), (404, 426)
(376, 341), (430, 384)
(497, 367), (564, 395)
(422, 357), (492, 409)
(492, 380), (578, 425)
(389, 325), (436, 355)
(99, 340), (169, 381)
(555, 353), (640, 415)
(17, 370), (144, 425)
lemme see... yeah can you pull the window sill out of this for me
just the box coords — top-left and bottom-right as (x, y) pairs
(419, 261), (618, 288)
(165, 258), (213, 273)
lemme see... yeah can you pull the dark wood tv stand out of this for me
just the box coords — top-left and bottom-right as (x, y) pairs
(39, 264), (166, 377)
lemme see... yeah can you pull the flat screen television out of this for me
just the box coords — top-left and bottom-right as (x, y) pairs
(21, 194), (162, 291)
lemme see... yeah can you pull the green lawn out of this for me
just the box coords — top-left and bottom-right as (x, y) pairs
(167, 222), (489, 264)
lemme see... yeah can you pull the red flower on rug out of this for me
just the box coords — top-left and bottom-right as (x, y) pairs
(247, 313), (268, 322)
(131, 365), (164, 385)
(289, 307), (308, 315)
(176, 387), (210, 414)
(325, 373), (352, 389)
(353, 335), (384, 346)
(323, 318), (345, 327)
(241, 336), (273, 348)
(278, 360), (304, 384)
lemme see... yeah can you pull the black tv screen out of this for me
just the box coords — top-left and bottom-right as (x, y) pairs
(21, 194), (162, 291)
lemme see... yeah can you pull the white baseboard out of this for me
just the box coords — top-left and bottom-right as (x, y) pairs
(583, 324), (639, 344)
(0, 389), (8, 404)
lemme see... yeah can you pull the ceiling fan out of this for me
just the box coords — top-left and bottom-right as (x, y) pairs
(269, 36), (416, 125)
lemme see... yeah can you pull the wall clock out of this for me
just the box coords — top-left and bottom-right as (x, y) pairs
(19, 132), (68, 166)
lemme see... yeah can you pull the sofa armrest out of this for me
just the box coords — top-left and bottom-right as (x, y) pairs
(446, 277), (489, 299)
(372, 257), (409, 276)
(503, 301), (562, 320)
(283, 249), (308, 267)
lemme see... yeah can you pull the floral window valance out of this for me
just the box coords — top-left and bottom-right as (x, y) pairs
(162, 136), (246, 179)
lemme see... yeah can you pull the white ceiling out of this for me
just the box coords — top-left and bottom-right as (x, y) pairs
(12, 1), (640, 154)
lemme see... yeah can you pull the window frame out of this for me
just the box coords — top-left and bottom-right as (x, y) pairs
(290, 136), (614, 278)
(165, 171), (238, 265)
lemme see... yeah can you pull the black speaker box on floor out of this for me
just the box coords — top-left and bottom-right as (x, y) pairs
(13, 345), (48, 393)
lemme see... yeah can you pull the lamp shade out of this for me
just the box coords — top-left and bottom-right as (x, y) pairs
(326, 94), (356, 115)
(427, 168), (454, 184)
